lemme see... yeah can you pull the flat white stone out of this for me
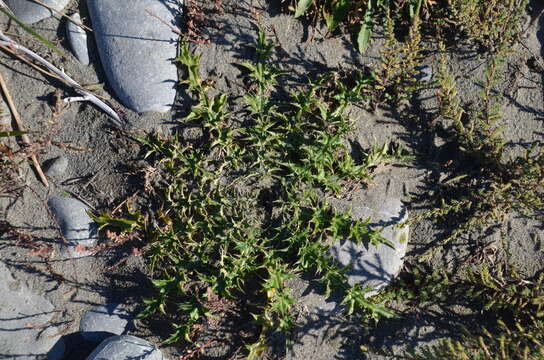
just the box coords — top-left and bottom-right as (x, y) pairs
(87, 0), (180, 113)
(0, 261), (65, 359)
(66, 13), (90, 65)
(86, 335), (163, 360)
(6, 0), (70, 24)
(48, 196), (98, 258)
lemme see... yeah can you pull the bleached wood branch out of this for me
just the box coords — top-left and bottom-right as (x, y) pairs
(0, 31), (124, 127)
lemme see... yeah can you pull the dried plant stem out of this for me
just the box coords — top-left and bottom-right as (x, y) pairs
(0, 31), (124, 127)
(0, 71), (49, 186)
(0, 43), (61, 80)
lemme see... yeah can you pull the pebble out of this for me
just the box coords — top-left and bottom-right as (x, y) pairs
(66, 13), (90, 65)
(43, 155), (68, 177)
(0, 261), (65, 359)
(0, 97), (11, 128)
(328, 198), (409, 296)
(47, 196), (98, 258)
(80, 303), (131, 342)
(5, 0), (70, 24)
(415, 65), (432, 83)
(88, 0), (180, 113)
(86, 335), (163, 360)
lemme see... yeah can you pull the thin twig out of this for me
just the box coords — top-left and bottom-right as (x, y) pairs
(145, 9), (182, 36)
(0, 43), (61, 80)
(0, 71), (49, 186)
(0, 32), (124, 127)
(179, 341), (218, 360)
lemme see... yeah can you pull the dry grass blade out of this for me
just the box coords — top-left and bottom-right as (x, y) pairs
(0, 71), (48, 187)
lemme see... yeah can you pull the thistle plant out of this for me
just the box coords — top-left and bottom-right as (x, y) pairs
(94, 29), (409, 357)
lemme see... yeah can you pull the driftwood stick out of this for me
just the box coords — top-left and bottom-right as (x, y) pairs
(0, 31), (124, 127)
(0, 71), (49, 187)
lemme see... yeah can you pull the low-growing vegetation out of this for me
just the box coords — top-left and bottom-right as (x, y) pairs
(95, 0), (543, 358)
(95, 30), (409, 357)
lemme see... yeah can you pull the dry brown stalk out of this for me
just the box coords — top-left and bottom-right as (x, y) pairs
(0, 71), (49, 186)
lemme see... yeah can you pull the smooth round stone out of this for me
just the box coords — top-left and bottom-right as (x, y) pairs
(43, 155), (68, 177)
(0, 261), (65, 359)
(5, 0), (70, 24)
(80, 303), (131, 342)
(87, 0), (180, 113)
(329, 198), (409, 296)
(86, 335), (163, 360)
(47, 196), (98, 258)
(66, 13), (90, 65)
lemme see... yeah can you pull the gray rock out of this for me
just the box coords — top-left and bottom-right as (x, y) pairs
(87, 0), (180, 113)
(287, 197), (409, 360)
(47, 196), (98, 258)
(0, 261), (65, 359)
(415, 65), (432, 83)
(0, 97), (11, 128)
(80, 303), (131, 342)
(86, 335), (163, 360)
(43, 155), (68, 177)
(329, 198), (409, 296)
(5, 0), (70, 24)
(66, 13), (90, 65)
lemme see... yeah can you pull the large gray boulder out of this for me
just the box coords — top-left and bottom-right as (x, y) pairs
(86, 335), (163, 360)
(5, 0), (70, 24)
(87, 0), (180, 113)
(48, 196), (98, 258)
(0, 261), (65, 359)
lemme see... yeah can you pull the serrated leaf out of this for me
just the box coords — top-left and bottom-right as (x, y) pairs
(357, 0), (377, 53)
(294, 0), (312, 18)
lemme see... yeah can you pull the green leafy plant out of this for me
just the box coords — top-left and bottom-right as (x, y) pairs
(406, 264), (544, 359)
(447, 0), (529, 53)
(291, 0), (424, 53)
(100, 30), (409, 356)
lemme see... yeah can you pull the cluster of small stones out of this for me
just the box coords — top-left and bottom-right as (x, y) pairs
(0, 1), (410, 358)
(1, 1), (174, 358)
(0, 272), (161, 359)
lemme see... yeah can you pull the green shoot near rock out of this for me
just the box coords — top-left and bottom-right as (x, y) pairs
(99, 29), (407, 355)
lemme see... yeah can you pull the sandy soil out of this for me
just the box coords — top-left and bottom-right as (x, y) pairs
(0, 0), (543, 359)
